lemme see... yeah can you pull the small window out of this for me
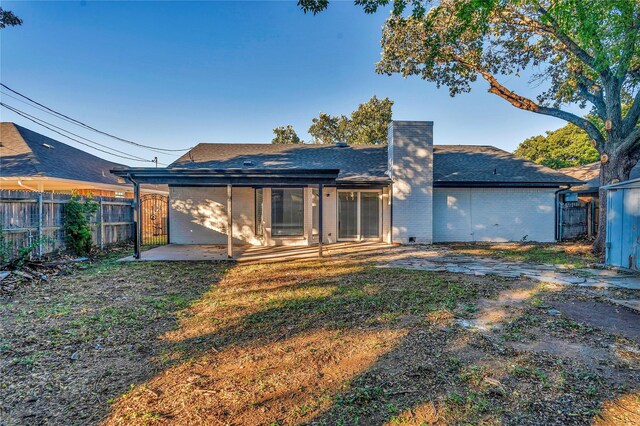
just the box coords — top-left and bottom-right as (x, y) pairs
(255, 188), (263, 237)
(271, 188), (304, 237)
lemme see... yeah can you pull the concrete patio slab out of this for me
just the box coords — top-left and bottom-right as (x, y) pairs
(119, 242), (394, 264)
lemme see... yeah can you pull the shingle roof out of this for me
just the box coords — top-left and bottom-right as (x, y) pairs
(171, 143), (582, 186)
(433, 145), (582, 185)
(560, 162), (640, 192)
(170, 143), (391, 183)
(0, 122), (128, 186)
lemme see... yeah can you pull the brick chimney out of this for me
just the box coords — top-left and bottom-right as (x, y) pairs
(387, 121), (434, 244)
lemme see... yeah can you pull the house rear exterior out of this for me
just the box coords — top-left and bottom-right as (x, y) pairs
(136, 120), (579, 248)
(120, 121), (579, 250)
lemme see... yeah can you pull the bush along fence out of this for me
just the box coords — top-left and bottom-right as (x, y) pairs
(0, 190), (134, 262)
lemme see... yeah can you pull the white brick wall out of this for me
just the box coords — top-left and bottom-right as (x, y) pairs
(169, 186), (258, 245)
(388, 121), (434, 244)
(433, 187), (557, 242)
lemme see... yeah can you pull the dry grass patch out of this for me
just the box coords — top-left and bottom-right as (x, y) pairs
(443, 242), (597, 267)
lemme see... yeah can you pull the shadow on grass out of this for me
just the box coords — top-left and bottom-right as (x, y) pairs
(95, 254), (638, 426)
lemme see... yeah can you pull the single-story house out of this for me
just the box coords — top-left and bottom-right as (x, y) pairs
(112, 121), (581, 258)
(0, 122), (167, 197)
(603, 178), (640, 271)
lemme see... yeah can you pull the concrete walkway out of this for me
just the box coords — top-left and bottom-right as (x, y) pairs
(378, 248), (640, 291)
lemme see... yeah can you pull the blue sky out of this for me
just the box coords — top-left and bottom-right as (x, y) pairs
(1, 1), (581, 166)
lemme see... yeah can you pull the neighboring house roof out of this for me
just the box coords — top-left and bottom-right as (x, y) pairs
(433, 145), (581, 186)
(560, 162), (640, 192)
(171, 143), (581, 186)
(170, 143), (391, 183)
(1, 122), (127, 186)
(0, 122), (168, 193)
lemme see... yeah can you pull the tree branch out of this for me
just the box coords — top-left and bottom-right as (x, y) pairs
(619, 125), (640, 155)
(623, 90), (640, 136)
(470, 66), (606, 146)
(576, 77), (606, 120)
(534, 4), (610, 79)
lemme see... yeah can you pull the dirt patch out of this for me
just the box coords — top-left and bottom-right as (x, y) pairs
(552, 300), (640, 343)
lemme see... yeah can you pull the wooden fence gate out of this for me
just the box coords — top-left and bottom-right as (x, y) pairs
(140, 194), (169, 246)
(559, 201), (588, 240)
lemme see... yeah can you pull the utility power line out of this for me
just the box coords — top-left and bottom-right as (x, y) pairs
(1, 102), (167, 164)
(0, 83), (191, 153)
(1, 102), (150, 161)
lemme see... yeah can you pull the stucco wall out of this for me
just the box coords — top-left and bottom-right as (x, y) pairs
(169, 186), (258, 245)
(433, 187), (557, 242)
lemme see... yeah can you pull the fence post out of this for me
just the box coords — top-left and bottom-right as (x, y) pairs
(98, 197), (104, 250)
(37, 192), (43, 258)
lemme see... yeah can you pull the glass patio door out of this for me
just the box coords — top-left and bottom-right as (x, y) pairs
(338, 190), (380, 241)
(360, 192), (380, 239)
(338, 191), (358, 239)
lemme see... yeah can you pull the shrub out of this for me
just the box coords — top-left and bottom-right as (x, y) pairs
(63, 196), (98, 256)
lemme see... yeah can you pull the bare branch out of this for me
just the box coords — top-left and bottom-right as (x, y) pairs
(619, 125), (640, 155)
(478, 69), (605, 146)
(623, 90), (640, 135)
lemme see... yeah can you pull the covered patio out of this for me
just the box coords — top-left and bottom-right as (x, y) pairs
(111, 167), (344, 259)
(119, 241), (394, 263)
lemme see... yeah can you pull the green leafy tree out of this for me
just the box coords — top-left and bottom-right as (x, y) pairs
(271, 125), (303, 144)
(63, 196), (98, 256)
(300, 0), (640, 252)
(0, 7), (22, 29)
(515, 124), (599, 169)
(349, 95), (394, 144)
(308, 96), (394, 144)
(308, 112), (349, 144)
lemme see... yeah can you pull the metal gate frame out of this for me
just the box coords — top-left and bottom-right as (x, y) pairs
(140, 194), (169, 246)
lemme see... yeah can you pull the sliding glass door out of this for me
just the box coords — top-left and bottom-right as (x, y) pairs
(338, 191), (358, 239)
(337, 190), (381, 241)
(360, 192), (380, 239)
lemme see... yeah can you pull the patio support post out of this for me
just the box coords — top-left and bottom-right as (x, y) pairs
(133, 180), (141, 259)
(318, 183), (323, 257)
(227, 184), (233, 259)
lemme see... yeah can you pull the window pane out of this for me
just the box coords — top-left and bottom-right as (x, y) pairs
(338, 191), (358, 239)
(360, 192), (380, 238)
(312, 189), (319, 236)
(255, 189), (263, 237)
(271, 188), (304, 236)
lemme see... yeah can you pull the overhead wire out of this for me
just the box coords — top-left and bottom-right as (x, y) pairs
(0, 83), (191, 153)
(1, 102), (167, 164)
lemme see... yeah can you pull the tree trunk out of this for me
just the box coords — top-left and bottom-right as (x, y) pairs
(592, 150), (635, 255)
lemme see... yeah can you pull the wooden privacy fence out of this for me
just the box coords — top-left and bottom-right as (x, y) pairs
(0, 190), (134, 259)
(559, 200), (597, 241)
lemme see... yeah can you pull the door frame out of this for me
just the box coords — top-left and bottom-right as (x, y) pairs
(336, 189), (382, 242)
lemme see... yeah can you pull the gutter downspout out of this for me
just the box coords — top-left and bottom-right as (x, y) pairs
(127, 174), (142, 259)
(554, 186), (571, 241)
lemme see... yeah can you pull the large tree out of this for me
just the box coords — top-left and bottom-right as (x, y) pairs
(271, 125), (303, 144)
(300, 0), (640, 253)
(515, 123), (599, 169)
(308, 95), (394, 144)
(0, 7), (22, 29)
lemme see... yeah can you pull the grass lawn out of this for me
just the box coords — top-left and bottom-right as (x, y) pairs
(443, 242), (598, 267)
(1, 246), (638, 425)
